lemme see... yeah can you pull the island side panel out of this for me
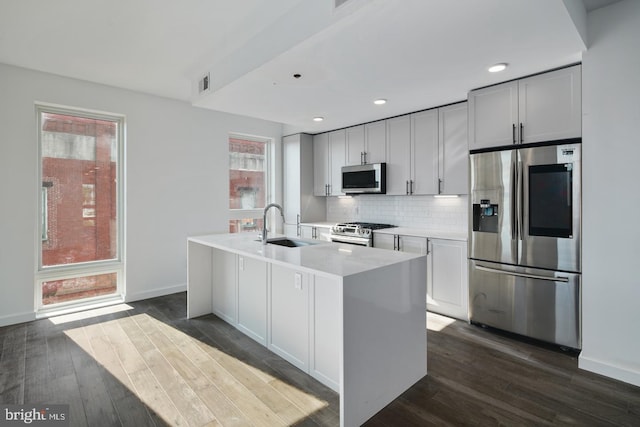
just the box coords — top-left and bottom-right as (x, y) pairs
(340, 256), (427, 427)
(187, 240), (213, 318)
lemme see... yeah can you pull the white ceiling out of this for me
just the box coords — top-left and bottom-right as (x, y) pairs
(0, 0), (621, 134)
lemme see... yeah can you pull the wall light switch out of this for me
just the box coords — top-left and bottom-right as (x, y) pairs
(294, 272), (302, 290)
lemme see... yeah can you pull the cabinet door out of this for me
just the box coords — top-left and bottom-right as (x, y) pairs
(427, 239), (468, 320)
(315, 226), (332, 242)
(283, 135), (301, 226)
(518, 65), (581, 144)
(386, 115), (412, 195)
(398, 235), (428, 255)
(269, 265), (310, 371)
(310, 275), (340, 391)
(300, 225), (314, 239)
(364, 120), (387, 164)
(346, 125), (365, 166)
(373, 233), (396, 250)
(313, 133), (329, 196)
(329, 129), (346, 196)
(438, 103), (468, 195)
(237, 256), (267, 345)
(468, 81), (518, 150)
(211, 248), (237, 324)
(411, 110), (438, 195)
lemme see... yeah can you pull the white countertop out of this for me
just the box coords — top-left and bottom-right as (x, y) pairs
(188, 233), (424, 279)
(375, 227), (468, 241)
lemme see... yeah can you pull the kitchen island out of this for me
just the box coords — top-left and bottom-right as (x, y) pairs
(187, 233), (427, 427)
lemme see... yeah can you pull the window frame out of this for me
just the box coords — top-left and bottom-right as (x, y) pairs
(35, 103), (126, 314)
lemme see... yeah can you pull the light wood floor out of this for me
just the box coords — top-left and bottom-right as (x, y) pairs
(1, 292), (639, 426)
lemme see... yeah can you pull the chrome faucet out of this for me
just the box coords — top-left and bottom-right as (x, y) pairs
(262, 203), (285, 244)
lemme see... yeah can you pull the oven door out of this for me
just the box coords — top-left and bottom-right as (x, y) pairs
(329, 234), (371, 247)
(519, 143), (581, 272)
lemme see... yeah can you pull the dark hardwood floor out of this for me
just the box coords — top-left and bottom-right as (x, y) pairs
(1, 292), (638, 426)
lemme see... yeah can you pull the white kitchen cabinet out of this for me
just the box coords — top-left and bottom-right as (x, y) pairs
(211, 248), (237, 324)
(237, 256), (268, 345)
(329, 129), (346, 196)
(411, 109), (439, 195)
(283, 134), (326, 237)
(427, 239), (468, 321)
(313, 131), (345, 196)
(300, 224), (332, 241)
(310, 275), (340, 390)
(269, 264), (310, 371)
(346, 125), (365, 166)
(469, 65), (581, 150)
(313, 133), (329, 196)
(345, 121), (386, 166)
(374, 232), (427, 255)
(438, 102), (468, 195)
(386, 115), (413, 195)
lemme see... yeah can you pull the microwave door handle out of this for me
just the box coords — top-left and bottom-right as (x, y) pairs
(475, 265), (569, 283)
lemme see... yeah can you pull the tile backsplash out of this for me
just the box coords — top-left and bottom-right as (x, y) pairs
(326, 195), (468, 232)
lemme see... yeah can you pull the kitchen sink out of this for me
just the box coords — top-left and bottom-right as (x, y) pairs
(265, 237), (319, 248)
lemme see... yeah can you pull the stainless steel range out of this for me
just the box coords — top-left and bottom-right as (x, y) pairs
(329, 222), (395, 246)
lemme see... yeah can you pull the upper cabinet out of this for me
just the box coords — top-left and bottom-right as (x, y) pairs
(345, 121), (387, 166)
(386, 103), (467, 196)
(438, 103), (468, 195)
(283, 134), (326, 237)
(313, 130), (346, 196)
(468, 65), (581, 150)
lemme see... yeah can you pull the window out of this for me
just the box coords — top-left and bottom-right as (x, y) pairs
(228, 135), (271, 233)
(37, 104), (124, 311)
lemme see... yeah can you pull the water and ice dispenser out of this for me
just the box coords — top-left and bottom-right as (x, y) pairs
(472, 199), (499, 233)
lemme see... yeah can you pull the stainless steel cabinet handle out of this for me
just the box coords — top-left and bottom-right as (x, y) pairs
(363, 152), (367, 164)
(512, 123), (516, 144)
(475, 264), (569, 283)
(410, 180), (414, 195)
(426, 238), (430, 255)
(438, 179), (443, 194)
(360, 152), (364, 165)
(406, 180), (409, 195)
(520, 123), (524, 144)
(296, 214), (301, 236)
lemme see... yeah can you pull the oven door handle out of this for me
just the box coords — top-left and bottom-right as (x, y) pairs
(330, 235), (370, 246)
(475, 264), (569, 283)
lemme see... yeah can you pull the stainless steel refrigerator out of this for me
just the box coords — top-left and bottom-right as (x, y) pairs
(469, 141), (581, 349)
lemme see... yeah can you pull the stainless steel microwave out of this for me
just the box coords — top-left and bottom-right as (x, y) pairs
(341, 163), (386, 194)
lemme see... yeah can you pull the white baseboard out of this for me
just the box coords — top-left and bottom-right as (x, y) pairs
(579, 353), (640, 388)
(125, 283), (187, 303)
(0, 311), (36, 328)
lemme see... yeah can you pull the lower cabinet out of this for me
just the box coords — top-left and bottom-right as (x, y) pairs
(300, 224), (332, 241)
(237, 256), (268, 345)
(210, 254), (340, 392)
(427, 239), (469, 321)
(373, 233), (427, 255)
(269, 264), (310, 372)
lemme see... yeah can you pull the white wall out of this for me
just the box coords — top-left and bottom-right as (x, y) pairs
(580, 0), (640, 387)
(0, 63), (283, 326)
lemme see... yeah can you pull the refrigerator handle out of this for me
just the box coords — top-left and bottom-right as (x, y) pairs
(511, 158), (519, 240)
(475, 264), (569, 283)
(518, 159), (524, 241)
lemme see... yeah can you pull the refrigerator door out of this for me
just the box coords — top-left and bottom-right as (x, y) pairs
(469, 150), (517, 265)
(469, 259), (581, 349)
(519, 143), (581, 272)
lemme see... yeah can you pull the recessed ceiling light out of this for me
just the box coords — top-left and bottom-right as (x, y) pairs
(373, 99), (387, 105)
(488, 63), (508, 73)
(313, 117), (324, 122)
